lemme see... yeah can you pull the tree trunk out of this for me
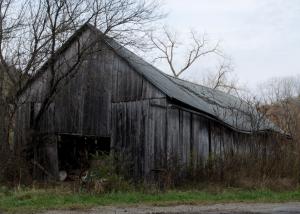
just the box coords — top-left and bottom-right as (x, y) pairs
(0, 70), (9, 152)
(0, 69), (10, 164)
(0, 102), (9, 152)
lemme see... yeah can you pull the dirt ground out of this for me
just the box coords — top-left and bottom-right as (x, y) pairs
(43, 202), (300, 214)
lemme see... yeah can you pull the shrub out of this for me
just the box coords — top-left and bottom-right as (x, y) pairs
(80, 153), (132, 193)
(0, 151), (32, 187)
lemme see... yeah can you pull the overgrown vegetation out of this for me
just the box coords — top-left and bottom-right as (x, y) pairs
(2, 142), (300, 213)
(199, 135), (300, 190)
(78, 153), (132, 193)
(1, 138), (299, 191)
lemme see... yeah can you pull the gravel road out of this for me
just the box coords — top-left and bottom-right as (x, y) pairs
(43, 202), (300, 214)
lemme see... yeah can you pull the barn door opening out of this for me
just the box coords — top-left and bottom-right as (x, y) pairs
(57, 134), (110, 180)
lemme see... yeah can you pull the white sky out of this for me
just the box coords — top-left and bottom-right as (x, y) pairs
(159, 0), (300, 90)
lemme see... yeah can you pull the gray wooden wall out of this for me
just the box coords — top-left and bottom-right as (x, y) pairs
(110, 95), (250, 180)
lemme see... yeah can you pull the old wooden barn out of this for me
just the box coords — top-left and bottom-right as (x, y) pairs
(15, 24), (279, 181)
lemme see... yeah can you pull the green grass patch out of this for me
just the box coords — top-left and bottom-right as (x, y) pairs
(1, 187), (300, 213)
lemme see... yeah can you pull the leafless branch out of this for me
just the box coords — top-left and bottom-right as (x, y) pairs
(150, 27), (220, 78)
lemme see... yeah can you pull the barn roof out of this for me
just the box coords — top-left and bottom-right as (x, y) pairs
(24, 23), (280, 134)
(86, 24), (280, 133)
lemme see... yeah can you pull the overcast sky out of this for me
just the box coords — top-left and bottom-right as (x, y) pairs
(159, 0), (300, 89)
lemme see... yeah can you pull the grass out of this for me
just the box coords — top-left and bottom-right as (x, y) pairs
(1, 187), (300, 213)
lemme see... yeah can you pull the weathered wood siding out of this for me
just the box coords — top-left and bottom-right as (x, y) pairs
(165, 106), (211, 171)
(111, 57), (165, 103)
(53, 43), (114, 136)
(110, 96), (261, 180)
(16, 27), (165, 141)
(14, 103), (31, 153)
(111, 98), (237, 179)
(111, 100), (149, 179)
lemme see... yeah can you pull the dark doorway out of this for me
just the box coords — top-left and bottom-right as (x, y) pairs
(57, 134), (110, 176)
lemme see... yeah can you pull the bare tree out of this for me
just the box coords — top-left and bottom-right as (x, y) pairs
(258, 76), (300, 138)
(0, 0), (163, 154)
(150, 26), (239, 93)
